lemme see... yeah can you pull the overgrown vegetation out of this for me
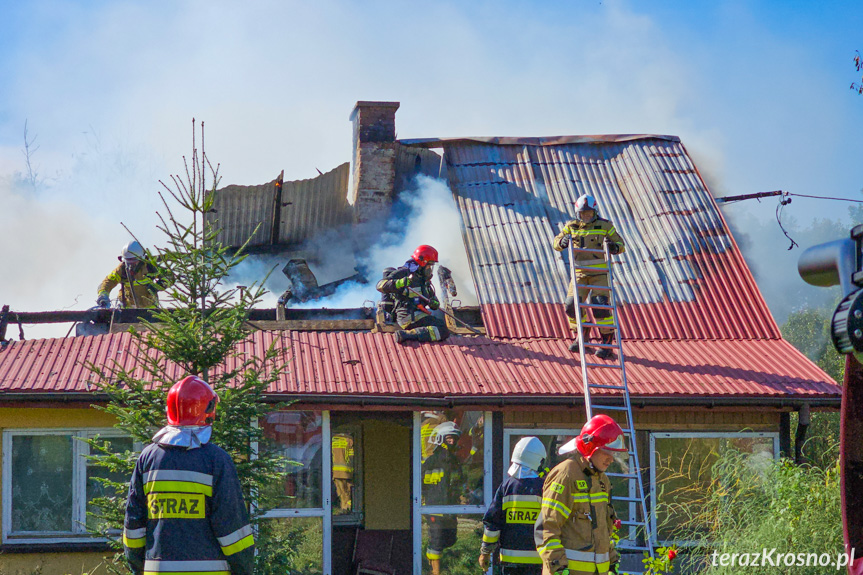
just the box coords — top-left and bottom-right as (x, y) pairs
(658, 449), (843, 574)
(84, 121), (294, 574)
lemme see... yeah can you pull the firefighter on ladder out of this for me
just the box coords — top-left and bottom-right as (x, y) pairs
(123, 376), (254, 575)
(535, 415), (626, 575)
(552, 196), (625, 359)
(376, 245), (450, 345)
(97, 240), (167, 309)
(480, 437), (548, 574)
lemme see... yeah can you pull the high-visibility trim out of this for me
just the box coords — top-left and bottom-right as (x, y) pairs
(143, 470), (213, 486)
(221, 534), (254, 556)
(542, 497), (571, 519)
(501, 494), (541, 509)
(499, 548), (542, 564)
(537, 539), (564, 553)
(426, 549), (442, 560)
(143, 559), (230, 573)
(217, 524), (254, 555)
(123, 526), (146, 548)
(570, 493), (590, 502)
(590, 493), (609, 503)
(566, 559), (610, 573)
(482, 529), (500, 543)
(332, 465), (352, 473)
(570, 229), (609, 236)
(565, 550), (610, 563)
(144, 480), (212, 496)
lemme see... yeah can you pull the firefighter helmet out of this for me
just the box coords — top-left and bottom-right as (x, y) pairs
(119, 240), (145, 263)
(575, 195), (599, 223)
(429, 421), (461, 446)
(167, 375), (219, 426)
(412, 245), (439, 267)
(575, 414), (626, 457)
(510, 436), (547, 474)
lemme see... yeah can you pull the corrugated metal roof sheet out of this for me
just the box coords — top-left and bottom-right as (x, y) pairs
(277, 163), (352, 245)
(443, 137), (779, 340)
(0, 331), (838, 400)
(207, 164), (351, 249)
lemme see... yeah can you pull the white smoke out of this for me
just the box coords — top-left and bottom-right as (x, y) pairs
(294, 175), (478, 309)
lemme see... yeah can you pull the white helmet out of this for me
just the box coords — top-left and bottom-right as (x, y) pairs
(575, 195), (599, 223)
(121, 240), (145, 261)
(429, 421), (461, 446)
(509, 436), (547, 475)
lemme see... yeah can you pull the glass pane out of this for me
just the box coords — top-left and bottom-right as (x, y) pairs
(421, 513), (484, 575)
(331, 428), (359, 518)
(421, 410), (485, 507)
(86, 436), (134, 530)
(11, 434), (74, 533)
(261, 411), (323, 509)
(257, 517), (323, 574)
(653, 435), (775, 542)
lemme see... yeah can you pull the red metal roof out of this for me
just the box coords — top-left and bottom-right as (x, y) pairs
(0, 331), (839, 401)
(441, 137), (780, 340)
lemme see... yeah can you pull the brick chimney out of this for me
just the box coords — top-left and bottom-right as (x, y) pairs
(349, 101), (400, 224)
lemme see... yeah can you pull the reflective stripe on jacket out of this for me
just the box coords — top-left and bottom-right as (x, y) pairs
(552, 217), (625, 272)
(534, 452), (618, 575)
(124, 442), (254, 575)
(482, 475), (544, 565)
(98, 261), (163, 308)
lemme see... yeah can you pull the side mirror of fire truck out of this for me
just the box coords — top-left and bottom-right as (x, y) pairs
(798, 224), (863, 361)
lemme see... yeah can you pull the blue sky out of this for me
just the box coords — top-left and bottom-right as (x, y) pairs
(1, 0), (861, 333)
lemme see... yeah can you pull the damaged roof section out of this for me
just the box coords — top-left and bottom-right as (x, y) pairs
(442, 136), (777, 340)
(207, 163), (352, 250)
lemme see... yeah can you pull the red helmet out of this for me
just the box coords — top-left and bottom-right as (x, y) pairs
(167, 376), (219, 426)
(576, 414), (626, 458)
(412, 245), (439, 267)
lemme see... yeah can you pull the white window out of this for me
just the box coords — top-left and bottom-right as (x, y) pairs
(649, 431), (779, 545)
(2, 429), (134, 544)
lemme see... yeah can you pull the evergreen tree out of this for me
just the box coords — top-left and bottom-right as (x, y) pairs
(85, 120), (292, 574)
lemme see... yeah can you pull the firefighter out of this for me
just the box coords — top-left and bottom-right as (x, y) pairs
(422, 421), (465, 575)
(376, 244), (450, 344)
(534, 415), (626, 575)
(480, 437), (548, 574)
(552, 196), (625, 359)
(97, 240), (167, 309)
(123, 376), (254, 575)
(332, 433), (354, 512)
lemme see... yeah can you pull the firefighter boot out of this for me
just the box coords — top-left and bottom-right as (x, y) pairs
(594, 333), (616, 360)
(394, 330), (418, 344)
(568, 334), (583, 353)
(416, 326), (442, 343)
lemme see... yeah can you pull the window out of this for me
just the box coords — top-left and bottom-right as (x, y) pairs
(258, 410), (331, 574)
(649, 432), (779, 544)
(2, 429), (134, 544)
(331, 424), (362, 525)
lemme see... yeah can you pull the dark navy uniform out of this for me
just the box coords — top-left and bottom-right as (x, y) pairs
(123, 441), (254, 575)
(376, 260), (450, 342)
(482, 475), (544, 574)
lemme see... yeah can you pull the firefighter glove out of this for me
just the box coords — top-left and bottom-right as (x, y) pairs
(97, 294), (111, 308)
(395, 275), (413, 290)
(607, 242), (621, 255)
(610, 562), (620, 574)
(559, 233), (571, 248)
(428, 296), (440, 310)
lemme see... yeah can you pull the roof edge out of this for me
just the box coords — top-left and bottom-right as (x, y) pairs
(398, 134), (681, 148)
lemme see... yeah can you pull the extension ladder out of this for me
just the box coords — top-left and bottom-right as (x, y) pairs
(568, 240), (655, 574)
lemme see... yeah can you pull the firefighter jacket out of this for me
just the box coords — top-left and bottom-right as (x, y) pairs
(376, 260), (440, 329)
(124, 437), (255, 575)
(552, 218), (625, 275)
(482, 474), (544, 566)
(98, 261), (166, 309)
(332, 434), (354, 480)
(534, 452), (618, 575)
(422, 443), (465, 507)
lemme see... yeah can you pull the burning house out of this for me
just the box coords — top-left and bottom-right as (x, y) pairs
(0, 102), (841, 574)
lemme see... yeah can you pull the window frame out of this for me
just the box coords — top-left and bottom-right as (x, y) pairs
(2, 428), (136, 545)
(648, 431), (780, 547)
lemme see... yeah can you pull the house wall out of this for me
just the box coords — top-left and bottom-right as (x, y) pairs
(0, 406), (116, 575)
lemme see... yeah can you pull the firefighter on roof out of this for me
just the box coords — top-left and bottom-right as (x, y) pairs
(123, 376), (254, 575)
(422, 421), (465, 575)
(552, 196), (625, 359)
(97, 240), (168, 309)
(480, 436), (548, 574)
(376, 244), (450, 344)
(535, 415), (626, 575)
